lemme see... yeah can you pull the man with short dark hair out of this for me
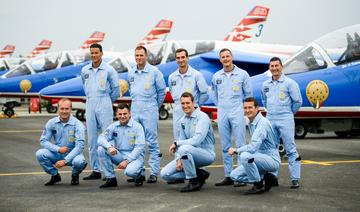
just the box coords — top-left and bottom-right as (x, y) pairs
(262, 57), (302, 189)
(168, 48), (209, 140)
(97, 103), (146, 188)
(36, 98), (87, 186)
(229, 97), (280, 194)
(81, 43), (120, 180)
(212, 48), (253, 186)
(160, 92), (215, 192)
(127, 46), (166, 183)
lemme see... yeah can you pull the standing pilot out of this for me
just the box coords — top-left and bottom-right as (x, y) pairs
(262, 57), (302, 188)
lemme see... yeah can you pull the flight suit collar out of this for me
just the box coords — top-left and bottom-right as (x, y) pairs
(219, 65), (239, 76)
(117, 118), (134, 128)
(185, 107), (200, 119)
(272, 73), (285, 83)
(249, 112), (263, 128)
(175, 65), (194, 77)
(135, 62), (150, 73)
(89, 60), (107, 71)
(54, 115), (76, 126)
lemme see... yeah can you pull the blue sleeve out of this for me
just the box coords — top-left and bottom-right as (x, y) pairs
(242, 72), (253, 99)
(196, 73), (209, 106)
(155, 69), (166, 108)
(65, 122), (85, 163)
(177, 115), (210, 147)
(211, 75), (218, 106)
(108, 67), (120, 102)
(126, 124), (146, 163)
(98, 126), (114, 150)
(39, 121), (60, 153)
(261, 82), (267, 109)
(237, 123), (266, 154)
(289, 81), (302, 113)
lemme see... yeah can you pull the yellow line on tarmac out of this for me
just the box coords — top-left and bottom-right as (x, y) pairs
(0, 130), (42, 133)
(1, 159), (360, 177)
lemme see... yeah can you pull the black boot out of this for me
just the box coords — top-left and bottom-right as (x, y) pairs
(44, 173), (61, 186)
(127, 175), (145, 183)
(83, 171), (101, 180)
(196, 168), (210, 188)
(99, 178), (117, 188)
(234, 182), (247, 187)
(71, 175), (79, 185)
(180, 178), (201, 192)
(244, 181), (265, 195)
(167, 179), (185, 184)
(134, 176), (145, 186)
(264, 172), (278, 191)
(215, 177), (234, 186)
(146, 175), (158, 183)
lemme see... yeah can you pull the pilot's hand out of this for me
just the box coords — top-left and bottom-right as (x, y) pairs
(228, 147), (237, 156)
(118, 160), (128, 169)
(169, 143), (177, 155)
(55, 160), (66, 168)
(108, 147), (117, 155)
(176, 159), (183, 171)
(58, 147), (69, 154)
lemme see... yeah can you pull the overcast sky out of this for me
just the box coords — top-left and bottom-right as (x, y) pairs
(1, 0), (359, 56)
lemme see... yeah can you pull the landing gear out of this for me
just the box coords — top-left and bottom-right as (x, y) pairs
(295, 122), (308, 139)
(2, 101), (21, 118)
(334, 131), (350, 138)
(278, 139), (286, 159)
(76, 109), (86, 121)
(159, 105), (169, 120)
(46, 104), (57, 113)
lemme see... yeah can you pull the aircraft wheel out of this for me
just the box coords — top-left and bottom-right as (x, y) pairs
(46, 105), (57, 113)
(159, 105), (169, 120)
(295, 122), (307, 139)
(76, 109), (86, 121)
(4, 108), (14, 118)
(334, 131), (350, 138)
(278, 139), (286, 159)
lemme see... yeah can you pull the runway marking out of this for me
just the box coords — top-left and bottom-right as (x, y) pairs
(0, 130), (42, 133)
(1, 159), (360, 177)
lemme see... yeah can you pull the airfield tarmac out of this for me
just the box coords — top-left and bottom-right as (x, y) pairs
(0, 112), (359, 212)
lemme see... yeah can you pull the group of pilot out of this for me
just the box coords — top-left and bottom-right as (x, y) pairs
(35, 43), (302, 195)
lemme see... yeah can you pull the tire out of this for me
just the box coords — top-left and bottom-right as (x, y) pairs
(159, 106), (169, 120)
(46, 105), (57, 113)
(76, 110), (86, 121)
(334, 131), (350, 138)
(295, 122), (308, 139)
(278, 139), (286, 159)
(4, 108), (14, 118)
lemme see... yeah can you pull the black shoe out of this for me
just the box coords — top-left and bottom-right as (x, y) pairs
(215, 177), (234, 186)
(127, 175), (145, 183)
(99, 178), (117, 188)
(244, 181), (265, 195)
(167, 179), (185, 184)
(234, 182), (247, 187)
(71, 175), (79, 185)
(83, 171), (101, 180)
(180, 178), (201, 192)
(290, 180), (300, 189)
(264, 172), (278, 191)
(196, 169), (210, 188)
(146, 175), (157, 183)
(44, 173), (61, 186)
(134, 177), (144, 187)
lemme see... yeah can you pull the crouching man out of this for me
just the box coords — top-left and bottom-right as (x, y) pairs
(97, 103), (146, 188)
(229, 97), (280, 195)
(36, 98), (87, 186)
(161, 92), (216, 192)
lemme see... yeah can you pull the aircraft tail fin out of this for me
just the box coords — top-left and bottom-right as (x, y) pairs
(80, 31), (106, 49)
(138, 19), (173, 46)
(224, 5), (270, 42)
(0, 44), (16, 58)
(27, 40), (52, 58)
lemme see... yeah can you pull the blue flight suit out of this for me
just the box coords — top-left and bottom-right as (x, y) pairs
(168, 65), (209, 140)
(128, 62), (166, 176)
(97, 119), (145, 179)
(230, 113), (281, 183)
(81, 60), (120, 172)
(161, 108), (216, 181)
(36, 116), (87, 176)
(262, 73), (302, 181)
(212, 65), (253, 177)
